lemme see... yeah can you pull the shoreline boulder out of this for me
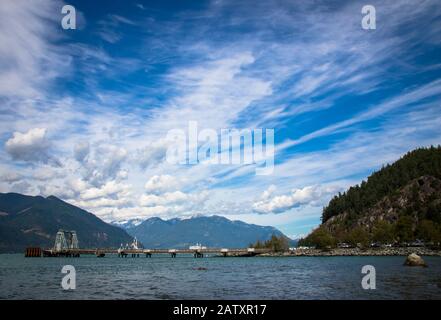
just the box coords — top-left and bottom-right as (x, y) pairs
(404, 253), (428, 267)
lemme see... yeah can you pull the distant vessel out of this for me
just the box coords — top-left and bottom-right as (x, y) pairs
(131, 237), (140, 250)
(118, 237), (141, 251)
(189, 243), (206, 250)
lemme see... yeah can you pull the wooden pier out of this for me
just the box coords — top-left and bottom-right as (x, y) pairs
(25, 230), (272, 258)
(27, 247), (271, 258)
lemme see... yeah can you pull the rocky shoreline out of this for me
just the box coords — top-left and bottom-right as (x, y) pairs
(217, 247), (441, 257)
(255, 247), (441, 257)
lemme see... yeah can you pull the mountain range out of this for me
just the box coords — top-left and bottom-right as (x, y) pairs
(0, 193), (290, 252)
(115, 215), (291, 249)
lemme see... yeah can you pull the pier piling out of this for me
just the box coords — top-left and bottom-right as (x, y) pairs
(25, 247), (42, 257)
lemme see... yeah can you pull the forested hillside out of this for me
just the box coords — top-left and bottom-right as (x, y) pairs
(300, 146), (441, 248)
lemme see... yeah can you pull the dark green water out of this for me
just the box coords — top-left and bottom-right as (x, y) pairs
(1, 254), (440, 299)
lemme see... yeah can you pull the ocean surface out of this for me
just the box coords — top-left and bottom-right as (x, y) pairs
(1, 254), (440, 299)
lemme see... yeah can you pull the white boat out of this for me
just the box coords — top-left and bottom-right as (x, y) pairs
(189, 243), (207, 250)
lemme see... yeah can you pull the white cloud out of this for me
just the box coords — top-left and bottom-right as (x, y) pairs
(1, 172), (22, 183)
(5, 128), (57, 164)
(9, 180), (32, 194)
(135, 138), (172, 169)
(261, 184), (276, 200)
(71, 197), (132, 210)
(67, 178), (89, 195)
(135, 189), (209, 219)
(38, 183), (76, 199)
(144, 175), (180, 193)
(79, 144), (128, 186)
(139, 190), (208, 207)
(73, 141), (90, 163)
(32, 166), (59, 181)
(253, 185), (341, 214)
(80, 180), (131, 201)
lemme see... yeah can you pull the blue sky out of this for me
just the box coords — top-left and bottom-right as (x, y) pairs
(1, 0), (441, 239)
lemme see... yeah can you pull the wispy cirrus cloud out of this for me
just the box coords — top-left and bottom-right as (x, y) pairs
(0, 0), (68, 98)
